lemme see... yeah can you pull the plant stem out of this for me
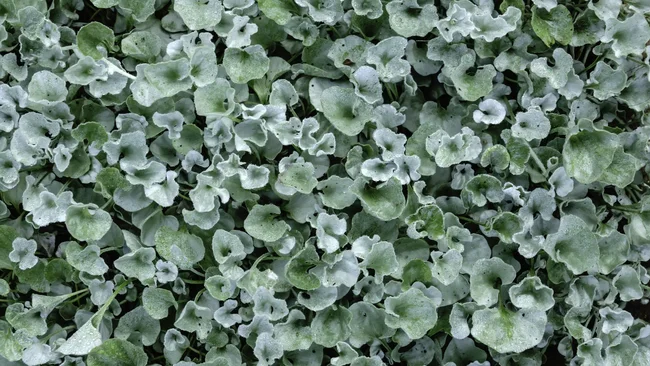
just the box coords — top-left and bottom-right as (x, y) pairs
(189, 268), (205, 277)
(100, 246), (120, 254)
(57, 179), (72, 194)
(100, 198), (113, 210)
(104, 59), (137, 80)
(183, 278), (205, 285)
(528, 144), (548, 177)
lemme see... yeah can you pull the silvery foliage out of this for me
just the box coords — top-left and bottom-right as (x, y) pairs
(0, 0), (650, 365)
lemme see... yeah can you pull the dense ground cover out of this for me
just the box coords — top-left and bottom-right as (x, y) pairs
(1, 0), (650, 365)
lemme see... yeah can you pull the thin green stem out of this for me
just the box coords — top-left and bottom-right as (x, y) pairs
(103, 59), (137, 80)
(183, 278), (205, 285)
(582, 53), (605, 74)
(289, 106), (299, 119)
(189, 268), (205, 277)
(194, 288), (206, 302)
(57, 179), (72, 194)
(458, 216), (484, 225)
(386, 83), (399, 101)
(100, 198), (113, 210)
(35, 171), (50, 186)
(91, 279), (132, 326)
(89, 8), (102, 21)
(627, 56), (648, 67)
(64, 289), (91, 305)
(100, 246), (120, 254)
(528, 144), (548, 177)
(187, 346), (204, 357)
(503, 97), (516, 124)
(610, 205), (640, 214)
(251, 253), (283, 269)
(529, 258), (536, 276)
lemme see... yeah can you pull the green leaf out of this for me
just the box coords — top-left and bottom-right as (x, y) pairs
(94, 167), (130, 198)
(350, 177), (406, 221)
(599, 307), (634, 334)
(470, 257), (516, 307)
(118, 0), (155, 22)
(0, 278), (8, 296)
(461, 174), (504, 207)
(509, 276), (555, 311)
(121, 31), (161, 62)
(311, 306), (352, 348)
(603, 12), (650, 57)
(90, 0), (118, 7)
(64, 56), (107, 85)
(544, 215), (600, 274)
(8, 238), (38, 270)
(223, 45), (270, 84)
(174, 0), (223, 30)
(613, 265), (643, 301)
(72, 121), (110, 150)
(321, 86), (373, 136)
(384, 288), (438, 339)
(405, 204), (445, 240)
(488, 211), (523, 244)
(278, 162), (319, 194)
(348, 302), (394, 347)
(205, 275), (236, 301)
(243, 204), (290, 242)
(0, 320), (23, 361)
(65, 242), (109, 275)
(598, 231), (629, 275)
(86, 339), (148, 366)
(531, 5), (574, 46)
(258, 0), (298, 25)
(28, 71), (67, 105)
(144, 59), (193, 97)
(385, 0), (437, 37)
(512, 108), (551, 141)
(114, 308), (160, 349)
(431, 249), (463, 286)
(58, 319), (103, 356)
(317, 176), (357, 209)
(562, 129), (618, 184)
(274, 309), (313, 351)
(194, 78), (237, 116)
(367, 36), (411, 82)
(154, 227), (205, 270)
(254, 332), (283, 365)
(212, 229), (246, 264)
(285, 245), (321, 290)
(172, 124), (203, 155)
(114, 247), (156, 282)
(586, 61), (627, 100)
(316, 213), (347, 253)
(77, 22), (115, 60)
(402, 259), (433, 287)
(426, 128), (483, 167)
(471, 307), (547, 353)
(65, 204), (113, 242)
(529, 48), (574, 89)
(358, 241), (398, 283)
(598, 146), (642, 188)
(441, 52), (496, 101)
(0, 225), (19, 270)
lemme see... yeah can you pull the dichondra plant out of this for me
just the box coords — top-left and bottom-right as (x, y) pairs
(0, 0), (650, 365)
